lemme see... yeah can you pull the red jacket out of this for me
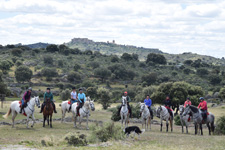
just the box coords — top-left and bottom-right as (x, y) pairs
(184, 100), (191, 108)
(198, 100), (207, 110)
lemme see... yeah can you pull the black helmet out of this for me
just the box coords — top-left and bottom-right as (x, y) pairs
(79, 88), (83, 91)
(47, 88), (51, 90)
(72, 87), (76, 90)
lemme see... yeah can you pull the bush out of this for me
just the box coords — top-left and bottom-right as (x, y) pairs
(94, 68), (111, 82)
(146, 53), (167, 64)
(15, 66), (33, 83)
(141, 73), (157, 86)
(60, 89), (71, 100)
(174, 115), (181, 126)
(89, 122), (124, 143)
(81, 80), (94, 88)
(73, 63), (81, 71)
(57, 60), (64, 67)
(46, 44), (59, 52)
(89, 61), (100, 69)
(215, 116), (225, 135)
(97, 87), (112, 109)
(57, 82), (65, 90)
(64, 133), (87, 146)
(86, 87), (97, 99)
(196, 68), (208, 76)
(111, 55), (119, 62)
(15, 60), (23, 67)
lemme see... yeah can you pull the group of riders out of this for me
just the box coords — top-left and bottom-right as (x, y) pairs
(19, 87), (208, 120)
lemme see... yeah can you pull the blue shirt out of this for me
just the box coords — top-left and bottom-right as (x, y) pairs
(78, 93), (86, 103)
(144, 98), (152, 107)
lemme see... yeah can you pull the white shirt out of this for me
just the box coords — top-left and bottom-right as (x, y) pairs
(71, 91), (77, 99)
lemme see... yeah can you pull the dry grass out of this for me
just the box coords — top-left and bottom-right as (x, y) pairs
(0, 102), (225, 150)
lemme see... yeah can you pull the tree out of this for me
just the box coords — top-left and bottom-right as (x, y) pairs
(0, 81), (8, 95)
(146, 53), (167, 65)
(46, 44), (59, 52)
(43, 55), (54, 65)
(74, 63), (81, 71)
(57, 60), (64, 67)
(94, 68), (111, 82)
(67, 71), (81, 83)
(209, 75), (222, 85)
(60, 89), (71, 100)
(86, 87), (97, 99)
(15, 60), (23, 67)
(0, 60), (13, 73)
(132, 53), (139, 61)
(15, 66), (33, 83)
(219, 88), (225, 100)
(141, 73), (158, 86)
(97, 87), (112, 109)
(58, 44), (68, 52)
(121, 53), (133, 61)
(41, 68), (58, 77)
(184, 60), (193, 65)
(110, 55), (119, 62)
(108, 64), (135, 80)
(197, 68), (208, 77)
(11, 48), (23, 57)
(89, 62), (100, 69)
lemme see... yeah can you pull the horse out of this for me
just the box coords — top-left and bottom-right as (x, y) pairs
(179, 105), (193, 134)
(43, 98), (53, 128)
(71, 97), (95, 130)
(156, 106), (173, 132)
(183, 105), (215, 135)
(60, 96), (93, 123)
(120, 96), (129, 129)
(140, 103), (151, 131)
(3, 96), (41, 128)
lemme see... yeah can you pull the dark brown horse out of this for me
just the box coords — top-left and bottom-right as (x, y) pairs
(43, 98), (53, 128)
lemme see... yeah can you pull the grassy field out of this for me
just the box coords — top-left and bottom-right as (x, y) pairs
(0, 101), (225, 150)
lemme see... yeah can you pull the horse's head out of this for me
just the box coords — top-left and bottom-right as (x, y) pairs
(88, 97), (95, 111)
(34, 96), (40, 108)
(122, 96), (127, 106)
(156, 106), (162, 118)
(179, 105), (184, 115)
(183, 105), (191, 116)
(140, 103), (145, 112)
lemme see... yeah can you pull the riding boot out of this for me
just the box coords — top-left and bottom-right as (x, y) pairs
(150, 110), (153, 119)
(118, 106), (121, 116)
(52, 102), (57, 113)
(68, 104), (72, 112)
(39, 103), (45, 113)
(20, 105), (24, 113)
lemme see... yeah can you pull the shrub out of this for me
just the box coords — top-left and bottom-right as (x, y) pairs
(64, 133), (87, 146)
(57, 60), (64, 67)
(57, 82), (65, 90)
(60, 89), (71, 100)
(121, 53), (133, 61)
(86, 87), (97, 99)
(209, 75), (222, 85)
(89, 61), (100, 69)
(111, 55), (119, 62)
(81, 80), (94, 88)
(15, 60), (23, 67)
(94, 68), (111, 82)
(215, 116), (225, 135)
(73, 63), (81, 71)
(174, 115), (181, 126)
(89, 122), (124, 143)
(146, 53), (167, 64)
(46, 44), (59, 52)
(97, 87), (112, 109)
(141, 73), (157, 86)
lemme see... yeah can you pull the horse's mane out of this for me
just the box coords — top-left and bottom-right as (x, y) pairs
(189, 105), (198, 113)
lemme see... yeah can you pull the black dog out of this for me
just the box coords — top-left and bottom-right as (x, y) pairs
(124, 126), (144, 138)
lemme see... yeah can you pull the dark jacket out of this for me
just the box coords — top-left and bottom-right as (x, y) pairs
(164, 99), (171, 108)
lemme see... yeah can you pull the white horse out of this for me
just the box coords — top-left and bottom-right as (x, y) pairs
(179, 105), (193, 134)
(71, 97), (95, 130)
(3, 96), (41, 128)
(156, 106), (173, 132)
(120, 96), (129, 129)
(140, 103), (151, 131)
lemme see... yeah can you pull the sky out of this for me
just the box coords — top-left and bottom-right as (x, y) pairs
(0, 0), (225, 58)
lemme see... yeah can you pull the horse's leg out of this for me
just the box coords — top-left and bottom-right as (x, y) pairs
(31, 113), (35, 128)
(79, 115), (82, 127)
(121, 115), (123, 129)
(12, 111), (17, 128)
(200, 123), (203, 135)
(207, 123), (211, 135)
(185, 121), (188, 134)
(142, 118), (144, 130)
(61, 109), (66, 123)
(160, 118), (163, 132)
(50, 115), (52, 128)
(26, 114), (30, 128)
(170, 119), (173, 132)
(181, 119), (184, 133)
(86, 115), (89, 130)
(47, 115), (49, 126)
(149, 117), (151, 130)
(166, 119), (169, 132)
(211, 122), (215, 134)
(43, 115), (46, 127)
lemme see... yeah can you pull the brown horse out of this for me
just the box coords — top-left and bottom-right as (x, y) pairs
(43, 98), (53, 128)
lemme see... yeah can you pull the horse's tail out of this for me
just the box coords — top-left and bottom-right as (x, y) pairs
(3, 108), (11, 119)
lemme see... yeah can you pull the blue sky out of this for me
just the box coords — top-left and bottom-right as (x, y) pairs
(0, 0), (225, 58)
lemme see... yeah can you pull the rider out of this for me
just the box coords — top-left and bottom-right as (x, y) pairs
(184, 97), (192, 108)
(69, 87), (78, 112)
(76, 88), (86, 116)
(198, 97), (207, 122)
(118, 91), (132, 117)
(40, 88), (57, 113)
(20, 87), (32, 113)
(144, 95), (153, 119)
(164, 95), (173, 119)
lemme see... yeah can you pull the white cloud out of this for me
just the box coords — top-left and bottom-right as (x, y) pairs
(0, 0), (224, 58)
